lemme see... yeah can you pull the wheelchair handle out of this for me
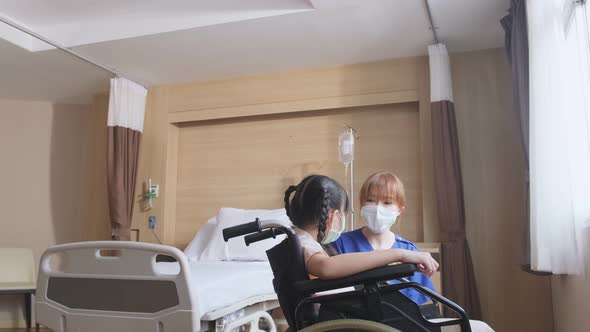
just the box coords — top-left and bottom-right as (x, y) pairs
(223, 219), (262, 242)
(244, 229), (279, 246)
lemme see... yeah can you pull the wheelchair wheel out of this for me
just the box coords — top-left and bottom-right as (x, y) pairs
(298, 319), (401, 332)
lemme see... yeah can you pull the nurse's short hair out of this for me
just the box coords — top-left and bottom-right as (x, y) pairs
(359, 172), (406, 208)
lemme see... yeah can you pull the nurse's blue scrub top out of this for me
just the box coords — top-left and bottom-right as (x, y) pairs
(331, 228), (435, 305)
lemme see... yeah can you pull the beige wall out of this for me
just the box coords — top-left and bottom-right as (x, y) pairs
(0, 99), (96, 327)
(451, 49), (553, 331)
(80, 95), (111, 242)
(551, 227), (590, 332)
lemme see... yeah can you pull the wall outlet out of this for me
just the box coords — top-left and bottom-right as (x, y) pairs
(146, 184), (159, 200)
(148, 216), (156, 229)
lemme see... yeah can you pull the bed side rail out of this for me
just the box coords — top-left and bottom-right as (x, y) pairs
(36, 241), (199, 332)
(38, 241), (188, 277)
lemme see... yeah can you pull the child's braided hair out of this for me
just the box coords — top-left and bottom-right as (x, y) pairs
(284, 175), (349, 242)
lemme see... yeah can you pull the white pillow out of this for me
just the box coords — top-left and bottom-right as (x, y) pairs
(184, 217), (217, 261)
(199, 207), (290, 261)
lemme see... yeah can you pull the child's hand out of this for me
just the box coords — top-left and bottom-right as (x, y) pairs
(402, 251), (439, 277)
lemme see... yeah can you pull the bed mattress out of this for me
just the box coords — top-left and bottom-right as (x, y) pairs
(156, 260), (277, 319)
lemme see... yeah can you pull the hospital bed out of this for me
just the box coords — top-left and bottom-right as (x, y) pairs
(35, 241), (280, 332)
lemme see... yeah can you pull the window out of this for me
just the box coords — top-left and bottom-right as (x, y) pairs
(528, 0), (590, 274)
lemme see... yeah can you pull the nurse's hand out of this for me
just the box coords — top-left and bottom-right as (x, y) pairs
(402, 251), (439, 277)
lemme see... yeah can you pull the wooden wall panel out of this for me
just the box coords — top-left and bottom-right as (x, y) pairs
(167, 90), (418, 123)
(174, 103), (422, 248)
(165, 58), (420, 113)
(135, 56), (436, 248)
(130, 86), (176, 243)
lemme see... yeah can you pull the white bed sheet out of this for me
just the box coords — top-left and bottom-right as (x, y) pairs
(156, 260), (276, 319)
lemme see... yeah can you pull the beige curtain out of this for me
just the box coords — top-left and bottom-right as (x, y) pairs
(107, 127), (142, 240)
(429, 44), (481, 319)
(107, 78), (147, 241)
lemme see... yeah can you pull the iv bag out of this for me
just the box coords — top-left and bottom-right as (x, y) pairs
(338, 129), (355, 165)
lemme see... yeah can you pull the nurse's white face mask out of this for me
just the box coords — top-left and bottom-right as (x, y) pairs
(360, 204), (400, 234)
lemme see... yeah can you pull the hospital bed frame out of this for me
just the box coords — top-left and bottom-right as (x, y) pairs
(35, 241), (278, 332)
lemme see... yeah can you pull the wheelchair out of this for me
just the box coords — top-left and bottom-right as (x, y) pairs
(223, 219), (471, 332)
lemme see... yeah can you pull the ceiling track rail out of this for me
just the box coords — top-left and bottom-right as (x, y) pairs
(423, 0), (440, 44)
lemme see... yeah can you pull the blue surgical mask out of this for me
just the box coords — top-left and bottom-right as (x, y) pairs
(322, 210), (346, 244)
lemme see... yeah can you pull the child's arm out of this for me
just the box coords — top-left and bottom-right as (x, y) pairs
(306, 249), (438, 280)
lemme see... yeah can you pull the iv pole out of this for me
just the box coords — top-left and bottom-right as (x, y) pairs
(341, 124), (358, 231)
(349, 126), (355, 231)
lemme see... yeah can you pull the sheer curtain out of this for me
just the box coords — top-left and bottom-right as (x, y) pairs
(528, 0), (590, 274)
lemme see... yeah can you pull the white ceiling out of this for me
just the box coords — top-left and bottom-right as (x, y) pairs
(0, 0), (510, 103)
(0, 0), (314, 51)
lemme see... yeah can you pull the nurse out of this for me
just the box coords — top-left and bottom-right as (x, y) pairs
(331, 172), (436, 304)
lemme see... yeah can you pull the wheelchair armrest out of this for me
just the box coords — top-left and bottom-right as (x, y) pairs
(293, 263), (417, 294)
